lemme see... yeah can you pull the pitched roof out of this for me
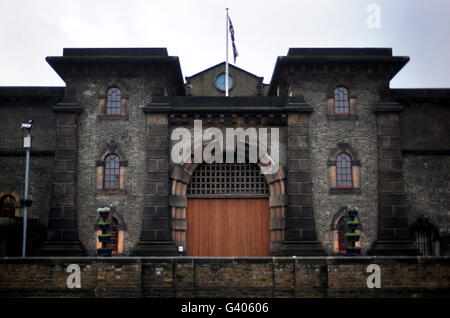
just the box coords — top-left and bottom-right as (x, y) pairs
(186, 62), (263, 81)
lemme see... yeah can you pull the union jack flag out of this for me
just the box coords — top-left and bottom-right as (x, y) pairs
(229, 17), (239, 63)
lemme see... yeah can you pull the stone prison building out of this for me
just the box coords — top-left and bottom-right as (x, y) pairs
(0, 48), (449, 297)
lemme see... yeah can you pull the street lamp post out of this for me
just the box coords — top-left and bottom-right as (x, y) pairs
(21, 120), (33, 257)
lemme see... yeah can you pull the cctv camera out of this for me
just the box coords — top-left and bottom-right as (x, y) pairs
(21, 120), (33, 130)
(21, 123), (32, 129)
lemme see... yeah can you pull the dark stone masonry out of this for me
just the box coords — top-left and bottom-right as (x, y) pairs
(0, 47), (449, 297)
(0, 256), (448, 298)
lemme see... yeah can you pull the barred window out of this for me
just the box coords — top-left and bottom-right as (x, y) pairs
(415, 229), (432, 256)
(104, 154), (120, 189)
(187, 163), (268, 197)
(106, 87), (121, 115)
(334, 86), (349, 115)
(336, 153), (352, 188)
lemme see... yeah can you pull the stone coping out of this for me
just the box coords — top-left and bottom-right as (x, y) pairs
(2, 256), (448, 265)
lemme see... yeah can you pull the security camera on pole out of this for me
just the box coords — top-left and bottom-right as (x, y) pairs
(21, 120), (33, 257)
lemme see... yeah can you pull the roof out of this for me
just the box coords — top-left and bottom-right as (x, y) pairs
(287, 48), (393, 56)
(0, 86), (65, 99)
(268, 47), (409, 95)
(62, 48), (168, 57)
(391, 88), (450, 100)
(186, 62), (263, 82)
(391, 89), (450, 106)
(46, 47), (185, 95)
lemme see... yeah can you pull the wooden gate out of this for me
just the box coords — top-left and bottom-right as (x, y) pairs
(187, 198), (270, 256)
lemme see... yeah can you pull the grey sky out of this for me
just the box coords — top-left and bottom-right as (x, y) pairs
(1, 0), (449, 88)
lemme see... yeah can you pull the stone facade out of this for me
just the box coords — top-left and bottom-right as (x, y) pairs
(0, 47), (449, 258)
(186, 62), (266, 96)
(282, 70), (381, 255)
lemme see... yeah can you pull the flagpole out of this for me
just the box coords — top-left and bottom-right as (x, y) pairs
(225, 8), (229, 97)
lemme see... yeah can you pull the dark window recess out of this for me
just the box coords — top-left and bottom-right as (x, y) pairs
(0, 195), (15, 217)
(336, 153), (352, 188)
(108, 217), (119, 255)
(104, 154), (120, 189)
(106, 87), (121, 115)
(337, 216), (351, 254)
(415, 229), (432, 256)
(187, 163), (268, 197)
(334, 86), (350, 115)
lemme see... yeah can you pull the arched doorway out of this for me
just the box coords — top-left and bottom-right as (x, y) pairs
(170, 160), (286, 256)
(186, 162), (270, 256)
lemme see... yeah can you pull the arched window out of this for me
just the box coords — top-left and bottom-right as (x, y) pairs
(0, 195), (15, 217)
(104, 154), (120, 189)
(332, 209), (362, 254)
(106, 87), (121, 115)
(95, 211), (126, 255)
(410, 217), (439, 256)
(108, 217), (119, 255)
(334, 86), (349, 115)
(336, 153), (352, 188)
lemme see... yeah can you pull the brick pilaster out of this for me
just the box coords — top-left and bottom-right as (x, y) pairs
(279, 111), (325, 256)
(132, 112), (176, 256)
(369, 102), (418, 255)
(39, 100), (85, 255)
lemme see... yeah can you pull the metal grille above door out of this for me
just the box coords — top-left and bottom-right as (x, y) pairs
(187, 163), (268, 198)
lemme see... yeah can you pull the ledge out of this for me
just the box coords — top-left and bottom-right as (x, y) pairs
(374, 102), (404, 113)
(0, 86), (65, 99)
(143, 103), (171, 113)
(97, 115), (129, 121)
(402, 149), (450, 156)
(144, 96), (313, 113)
(0, 150), (55, 157)
(1, 256), (448, 264)
(53, 102), (82, 113)
(327, 115), (359, 120)
(96, 189), (127, 196)
(327, 160), (361, 166)
(329, 188), (361, 194)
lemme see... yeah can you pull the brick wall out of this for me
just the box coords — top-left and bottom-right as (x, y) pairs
(73, 67), (175, 255)
(400, 102), (450, 250)
(287, 70), (380, 255)
(0, 101), (56, 227)
(1, 257), (448, 297)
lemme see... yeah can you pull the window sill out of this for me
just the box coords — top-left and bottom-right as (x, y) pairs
(96, 189), (127, 196)
(329, 188), (361, 194)
(327, 115), (359, 120)
(97, 115), (129, 121)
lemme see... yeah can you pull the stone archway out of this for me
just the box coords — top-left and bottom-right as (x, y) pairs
(169, 156), (286, 255)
